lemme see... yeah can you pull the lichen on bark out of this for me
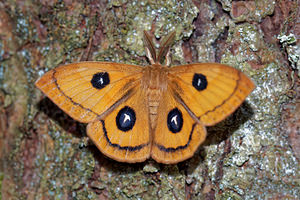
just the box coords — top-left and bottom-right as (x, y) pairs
(0, 0), (299, 199)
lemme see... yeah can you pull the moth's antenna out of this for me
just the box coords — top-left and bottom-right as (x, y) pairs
(157, 31), (176, 66)
(143, 30), (157, 64)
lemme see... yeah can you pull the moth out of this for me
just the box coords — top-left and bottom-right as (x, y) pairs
(35, 31), (255, 164)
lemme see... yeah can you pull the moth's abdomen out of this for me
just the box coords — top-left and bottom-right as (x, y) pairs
(148, 89), (161, 130)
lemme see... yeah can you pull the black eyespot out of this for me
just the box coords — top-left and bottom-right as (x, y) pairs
(116, 106), (136, 132)
(91, 72), (110, 89)
(192, 73), (207, 91)
(167, 108), (183, 133)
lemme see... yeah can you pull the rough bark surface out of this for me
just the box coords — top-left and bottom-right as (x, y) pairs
(0, 0), (299, 199)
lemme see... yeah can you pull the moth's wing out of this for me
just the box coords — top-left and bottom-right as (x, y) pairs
(87, 86), (151, 163)
(151, 88), (207, 164)
(35, 62), (143, 123)
(168, 63), (255, 126)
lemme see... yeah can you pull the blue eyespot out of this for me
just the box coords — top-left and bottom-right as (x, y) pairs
(91, 72), (110, 89)
(192, 73), (207, 91)
(167, 108), (183, 133)
(116, 106), (136, 132)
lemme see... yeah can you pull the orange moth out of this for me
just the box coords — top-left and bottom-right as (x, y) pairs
(35, 31), (255, 164)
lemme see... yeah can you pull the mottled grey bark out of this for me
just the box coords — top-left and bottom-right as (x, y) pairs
(0, 0), (299, 199)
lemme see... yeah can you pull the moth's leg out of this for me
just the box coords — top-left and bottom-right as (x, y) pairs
(145, 47), (155, 65)
(165, 49), (171, 67)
